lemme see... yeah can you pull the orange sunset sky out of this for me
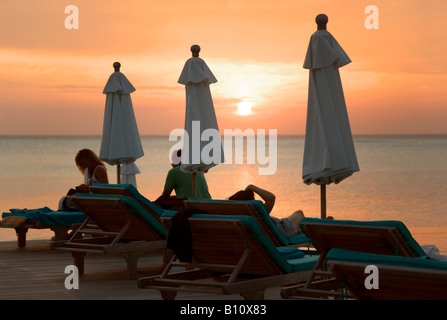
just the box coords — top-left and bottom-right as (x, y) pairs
(0, 0), (446, 136)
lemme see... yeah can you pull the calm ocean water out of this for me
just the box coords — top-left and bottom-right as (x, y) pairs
(1, 135), (447, 228)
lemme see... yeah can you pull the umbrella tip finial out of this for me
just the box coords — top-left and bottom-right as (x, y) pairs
(316, 14), (328, 30)
(113, 62), (121, 72)
(191, 44), (200, 57)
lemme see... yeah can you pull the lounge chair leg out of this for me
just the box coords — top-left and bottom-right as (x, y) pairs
(49, 226), (71, 249)
(15, 227), (28, 248)
(163, 248), (173, 264)
(71, 252), (86, 274)
(241, 290), (265, 300)
(50, 226), (70, 240)
(122, 251), (144, 280)
(160, 290), (177, 300)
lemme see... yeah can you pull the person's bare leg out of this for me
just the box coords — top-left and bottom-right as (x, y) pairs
(287, 210), (305, 233)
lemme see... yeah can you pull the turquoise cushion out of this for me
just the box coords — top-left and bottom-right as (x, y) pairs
(327, 248), (447, 271)
(2, 208), (85, 227)
(277, 247), (304, 259)
(186, 198), (311, 246)
(160, 210), (177, 219)
(300, 217), (427, 257)
(93, 184), (167, 217)
(287, 254), (321, 273)
(288, 233), (312, 245)
(246, 200), (292, 245)
(75, 193), (168, 238)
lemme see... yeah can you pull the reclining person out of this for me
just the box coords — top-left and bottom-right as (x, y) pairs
(228, 184), (332, 237)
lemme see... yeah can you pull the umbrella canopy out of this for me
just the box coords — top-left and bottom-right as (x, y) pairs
(178, 45), (224, 195)
(99, 62), (144, 186)
(302, 15), (359, 218)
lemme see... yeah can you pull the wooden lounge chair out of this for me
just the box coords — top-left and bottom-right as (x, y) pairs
(137, 214), (319, 300)
(57, 194), (169, 279)
(327, 248), (447, 300)
(280, 218), (428, 299)
(180, 199), (311, 247)
(1, 208), (86, 248)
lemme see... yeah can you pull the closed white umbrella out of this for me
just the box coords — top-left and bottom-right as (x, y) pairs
(302, 15), (359, 218)
(178, 45), (224, 196)
(99, 62), (144, 187)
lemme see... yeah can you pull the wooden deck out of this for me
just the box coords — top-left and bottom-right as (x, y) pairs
(2, 227), (446, 302)
(0, 239), (283, 300)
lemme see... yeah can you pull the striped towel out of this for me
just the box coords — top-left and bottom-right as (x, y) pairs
(0, 216), (28, 228)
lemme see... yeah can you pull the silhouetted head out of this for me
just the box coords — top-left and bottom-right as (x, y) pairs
(75, 148), (105, 173)
(228, 189), (255, 201)
(171, 149), (182, 167)
(113, 62), (121, 72)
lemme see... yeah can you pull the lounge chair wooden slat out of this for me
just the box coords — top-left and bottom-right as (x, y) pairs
(60, 247), (104, 254)
(76, 229), (120, 236)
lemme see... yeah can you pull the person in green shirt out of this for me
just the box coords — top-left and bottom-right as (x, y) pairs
(161, 149), (211, 199)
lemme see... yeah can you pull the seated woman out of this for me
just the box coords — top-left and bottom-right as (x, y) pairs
(228, 184), (329, 238)
(59, 149), (109, 211)
(74, 148), (109, 192)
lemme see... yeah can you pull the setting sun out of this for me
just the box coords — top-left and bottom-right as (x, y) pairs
(237, 101), (252, 116)
(0, 1), (446, 135)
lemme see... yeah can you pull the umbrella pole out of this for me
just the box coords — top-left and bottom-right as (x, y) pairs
(117, 164), (121, 184)
(192, 172), (197, 197)
(320, 184), (326, 219)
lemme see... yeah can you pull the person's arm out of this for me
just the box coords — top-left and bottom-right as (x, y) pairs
(93, 166), (109, 184)
(77, 166), (108, 192)
(76, 184), (90, 193)
(161, 168), (176, 198)
(245, 184), (276, 214)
